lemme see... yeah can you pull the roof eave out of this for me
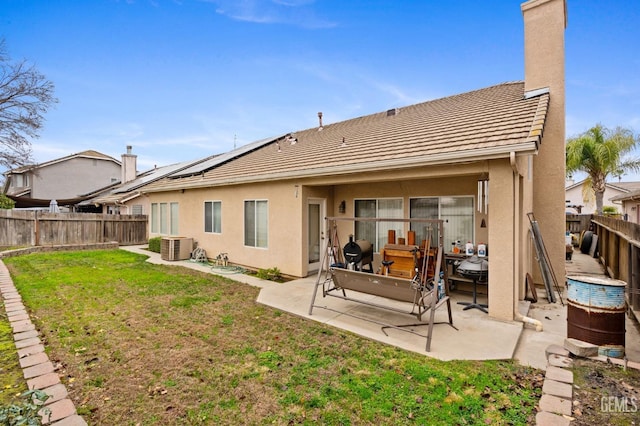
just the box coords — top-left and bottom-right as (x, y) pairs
(142, 142), (539, 193)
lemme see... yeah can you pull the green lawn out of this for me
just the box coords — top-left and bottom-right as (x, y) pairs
(2, 250), (542, 425)
(0, 313), (28, 406)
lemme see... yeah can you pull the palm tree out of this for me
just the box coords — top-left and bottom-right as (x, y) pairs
(566, 124), (640, 214)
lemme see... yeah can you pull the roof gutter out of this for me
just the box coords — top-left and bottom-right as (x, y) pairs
(144, 142), (539, 193)
(119, 191), (141, 204)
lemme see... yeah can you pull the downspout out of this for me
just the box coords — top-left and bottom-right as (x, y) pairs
(510, 152), (543, 331)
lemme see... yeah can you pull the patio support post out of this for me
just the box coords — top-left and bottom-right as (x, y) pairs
(487, 162), (516, 320)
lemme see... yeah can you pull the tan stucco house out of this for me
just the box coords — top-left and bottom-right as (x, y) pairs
(140, 0), (567, 322)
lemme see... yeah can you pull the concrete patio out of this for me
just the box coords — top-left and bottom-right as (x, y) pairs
(121, 245), (640, 371)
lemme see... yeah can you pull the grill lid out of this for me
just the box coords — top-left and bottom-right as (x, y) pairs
(457, 255), (488, 276)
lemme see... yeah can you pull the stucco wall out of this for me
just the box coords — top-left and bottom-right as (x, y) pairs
(146, 174), (493, 278)
(147, 181), (312, 277)
(620, 201), (640, 224)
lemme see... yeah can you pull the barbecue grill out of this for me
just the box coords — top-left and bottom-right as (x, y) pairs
(343, 236), (373, 272)
(456, 256), (488, 281)
(455, 255), (489, 313)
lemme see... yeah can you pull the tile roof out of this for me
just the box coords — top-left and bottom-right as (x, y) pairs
(611, 191), (639, 202)
(566, 179), (640, 194)
(143, 81), (549, 192)
(608, 181), (640, 192)
(607, 182), (640, 204)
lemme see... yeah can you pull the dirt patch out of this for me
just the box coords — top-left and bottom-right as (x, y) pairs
(572, 357), (640, 425)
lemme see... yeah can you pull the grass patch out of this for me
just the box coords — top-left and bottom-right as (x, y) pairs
(3, 249), (542, 425)
(0, 311), (27, 406)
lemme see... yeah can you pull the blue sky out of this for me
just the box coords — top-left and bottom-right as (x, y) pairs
(2, 0), (639, 178)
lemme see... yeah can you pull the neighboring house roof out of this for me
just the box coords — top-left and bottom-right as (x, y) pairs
(6, 194), (96, 208)
(9, 189), (30, 197)
(4, 150), (120, 175)
(565, 179), (591, 192)
(565, 179), (640, 192)
(607, 181), (640, 193)
(142, 81), (549, 193)
(566, 179), (640, 202)
(610, 188), (640, 203)
(88, 156), (217, 206)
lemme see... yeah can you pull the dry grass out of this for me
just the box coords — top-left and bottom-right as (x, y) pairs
(572, 357), (640, 425)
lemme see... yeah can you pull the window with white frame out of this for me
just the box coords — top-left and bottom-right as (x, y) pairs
(409, 198), (440, 246)
(410, 196), (474, 248)
(151, 203), (158, 233)
(204, 201), (222, 233)
(160, 203), (168, 234)
(354, 198), (403, 252)
(170, 202), (179, 235)
(244, 200), (268, 248)
(151, 202), (179, 235)
(12, 173), (29, 187)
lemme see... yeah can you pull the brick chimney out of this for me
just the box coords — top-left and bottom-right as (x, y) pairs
(121, 145), (137, 184)
(522, 0), (567, 283)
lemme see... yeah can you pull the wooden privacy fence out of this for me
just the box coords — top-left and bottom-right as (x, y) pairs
(590, 215), (640, 311)
(0, 210), (148, 247)
(565, 214), (592, 234)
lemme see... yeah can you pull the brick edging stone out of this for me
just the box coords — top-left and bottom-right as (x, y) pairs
(0, 260), (87, 426)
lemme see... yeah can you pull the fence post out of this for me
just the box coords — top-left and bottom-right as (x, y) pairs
(631, 245), (640, 311)
(34, 210), (39, 246)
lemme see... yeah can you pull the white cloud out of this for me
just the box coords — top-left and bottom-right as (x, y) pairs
(201, 0), (336, 29)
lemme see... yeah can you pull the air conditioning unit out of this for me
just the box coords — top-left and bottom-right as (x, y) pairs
(160, 237), (193, 261)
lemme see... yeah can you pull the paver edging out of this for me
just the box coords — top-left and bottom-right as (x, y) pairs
(537, 337), (640, 424)
(0, 260), (87, 426)
(536, 344), (576, 424)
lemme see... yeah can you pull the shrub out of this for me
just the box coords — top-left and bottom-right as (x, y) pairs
(148, 237), (161, 253)
(0, 389), (50, 425)
(0, 194), (15, 209)
(602, 206), (621, 217)
(256, 267), (282, 281)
